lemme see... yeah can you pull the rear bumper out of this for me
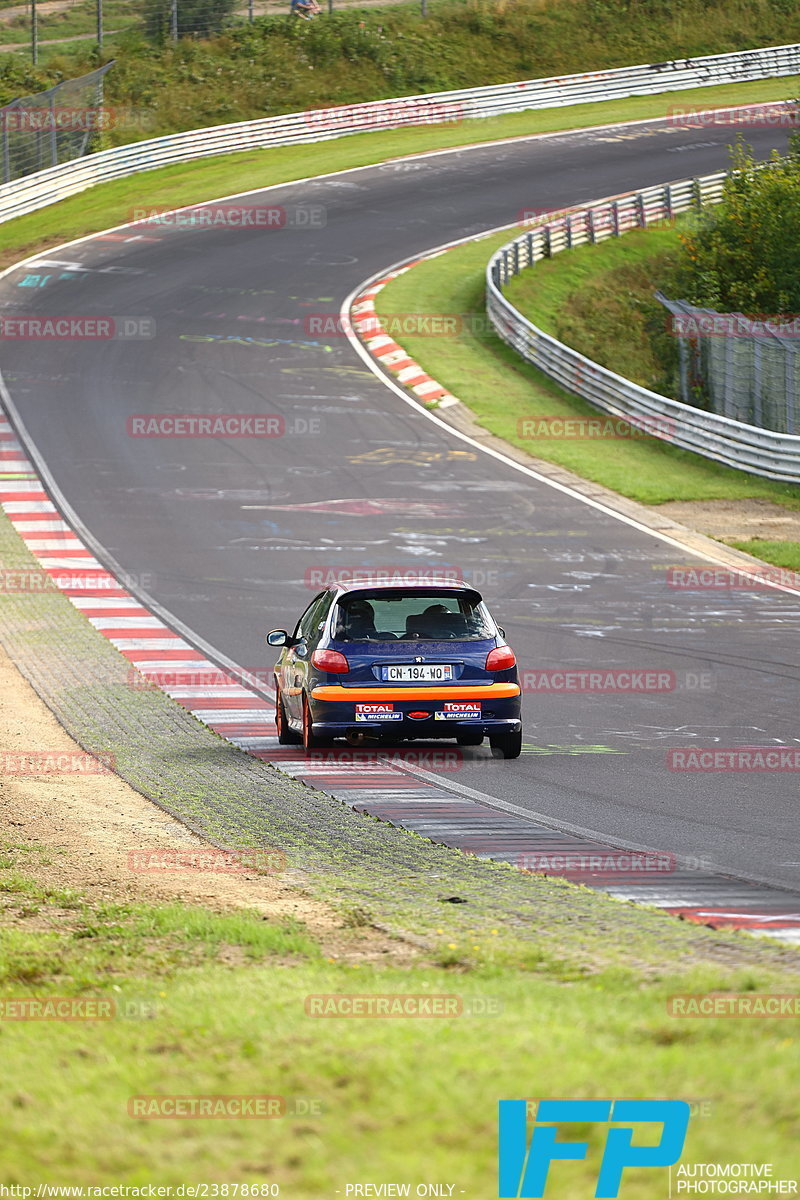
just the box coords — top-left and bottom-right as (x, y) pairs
(311, 683), (520, 701)
(308, 684), (521, 739)
(312, 717), (521, 738)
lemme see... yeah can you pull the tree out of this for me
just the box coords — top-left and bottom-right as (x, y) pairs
(673, 139), (800, 316)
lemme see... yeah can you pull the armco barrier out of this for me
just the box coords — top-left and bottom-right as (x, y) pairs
(1, 42), (800, 224)
(486, 173), (800, 482)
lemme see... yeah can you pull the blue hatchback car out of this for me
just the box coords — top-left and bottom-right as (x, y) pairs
(267, 580), (522, 757)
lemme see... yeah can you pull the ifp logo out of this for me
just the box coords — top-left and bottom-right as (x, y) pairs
(498, 1099), (690, 1197)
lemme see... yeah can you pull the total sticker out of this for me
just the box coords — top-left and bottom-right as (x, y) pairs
(355, 703), (403, 722)
(435, 702), (482, 720)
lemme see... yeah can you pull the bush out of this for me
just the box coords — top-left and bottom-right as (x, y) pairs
(672, 137), (800, 314)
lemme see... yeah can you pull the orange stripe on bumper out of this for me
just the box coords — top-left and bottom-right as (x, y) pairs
(310, 683), (520, 701)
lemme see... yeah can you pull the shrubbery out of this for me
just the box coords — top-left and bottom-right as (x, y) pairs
(672, 139), (800, 314)
(4, 0), (800, 139)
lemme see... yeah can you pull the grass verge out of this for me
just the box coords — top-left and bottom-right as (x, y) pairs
(1, 840), (799, 1188)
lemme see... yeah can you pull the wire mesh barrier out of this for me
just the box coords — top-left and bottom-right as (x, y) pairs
(486, 175), (800, 482)
(0, 42), (798, 222)
(0, 63), (114, 183)
(657, 293), (800, 435)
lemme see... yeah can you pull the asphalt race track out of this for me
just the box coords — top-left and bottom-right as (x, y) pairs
(2, 116), (799, 897)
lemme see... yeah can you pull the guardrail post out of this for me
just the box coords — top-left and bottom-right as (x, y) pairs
(664, 184), (672, 221)
(636, 193), (646, 228)
(788, 347), (797, 435)
(543, 225), (551, 258)
(513, 239), (520, 275)
(753, 339), (763, 427)
(48, 93), (58, 168)
(566, 213), (572, 249)
(587, 210), (595, 243)
(612, 201), (620, 237)
(692, 177), (704, 210)
(526, 231), (533, 267)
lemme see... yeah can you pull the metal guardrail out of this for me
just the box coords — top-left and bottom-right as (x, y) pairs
(486, 174), (800, 483)
(2, 41), (800, 225)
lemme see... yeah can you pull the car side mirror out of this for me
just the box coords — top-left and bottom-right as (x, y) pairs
(266, 629), (289, 647)
(497, 626), (506, 638)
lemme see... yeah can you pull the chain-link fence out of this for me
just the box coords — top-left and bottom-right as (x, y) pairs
(0, 63), (114, 184)
(658, 293), (800, 435)
(8, 0), (397, 59)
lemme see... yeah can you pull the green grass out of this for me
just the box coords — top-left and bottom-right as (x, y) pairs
(1, 858), (799, 1189)
(374, 223), (800, 511)
(0, 0), (136, 45)
(728, 538), (800, 566)
(505, 223), (684, 393)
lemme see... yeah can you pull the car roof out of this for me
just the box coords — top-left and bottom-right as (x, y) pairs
(332, 578), (475, 594)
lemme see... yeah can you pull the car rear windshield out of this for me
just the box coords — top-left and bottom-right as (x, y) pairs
(332, 592), (495, 642)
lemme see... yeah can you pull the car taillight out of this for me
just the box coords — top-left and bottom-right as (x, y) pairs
(486, 646), (516, 671)
(311, 648), (349, 674)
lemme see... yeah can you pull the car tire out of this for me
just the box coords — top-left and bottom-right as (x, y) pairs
(456, 730), (484, 746)
(302, 694), (333, 753)
(276, 693), (301, 745)
(489, 728), (522, 759)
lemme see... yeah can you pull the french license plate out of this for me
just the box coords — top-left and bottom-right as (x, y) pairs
(382, 664), (454, 683)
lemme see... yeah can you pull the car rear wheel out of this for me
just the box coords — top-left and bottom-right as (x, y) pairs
(302, 694), (332, 753)
(489, 729), (522, 759)
(276, 693), (301, 745)
(456, 729), (484, 746)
